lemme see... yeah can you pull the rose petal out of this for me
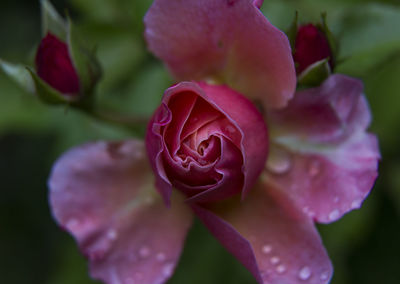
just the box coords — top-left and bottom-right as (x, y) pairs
(266, 75), (380, 223)
(196, 82), (269, 199)
(49, 140), (193, 284)
(266, 133), (380, 223)
(144, 0), (296, 108)
(193, 179), (332, 284)
(267, 74), (370, 145)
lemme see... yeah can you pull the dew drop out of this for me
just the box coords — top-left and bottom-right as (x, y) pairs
(156, 252), (166, 262)
(276, 264), (286, 274)
(320, 271), (329, 280)
(298, 266), (312, 280)
(351, 199), (362, 209)
(162, 262), (174, 277)
(328, 209), (340, 221)
(66, 218), (79, 229)
(107, 229), (118, 240)
(302, 207), (315, 217)
(266, 148), (291, 174)
(262, 244), (272, 254)
(139, 246), (151, 258)
(270, 256), (280, 265)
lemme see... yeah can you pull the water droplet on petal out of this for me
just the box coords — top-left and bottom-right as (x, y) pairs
(328, 209), (340, 221)
(298, 266), (312, 280)
(351, 199), (362, 209)
(156, 252), (166, 262)
(262, 244), (272, 254)
(107, 229), (118, 240)
(266, 148), (291, 174)
(162, 262), (175, 277)
(333, 196), (340, 203)
(320, 271), (329, 280)
(276, 264), (286, 274)
(139, 246), (151, 258)
(270, 256), (280, 265)
(66, 218), (79, 229)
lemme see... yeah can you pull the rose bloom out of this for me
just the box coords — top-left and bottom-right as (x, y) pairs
(48, 1), (379, 284)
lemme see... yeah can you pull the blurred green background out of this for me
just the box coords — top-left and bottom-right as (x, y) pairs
(1, 0), (399, 283)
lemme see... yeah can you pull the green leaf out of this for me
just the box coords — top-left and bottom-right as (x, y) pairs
(26, 67), (76, 105)
(0, 59), (35, 94)
(67, 17), (102, 96)
(298, 58), (331, 87)
(40, 0), (67, 40)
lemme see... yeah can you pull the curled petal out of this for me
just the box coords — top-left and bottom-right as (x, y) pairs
(144, 0), (296, 108)
(49, 140), (193, 284)
(268, 74), (370, 144)
(267, 75), (380, 223)
(193, 180), (332, 284)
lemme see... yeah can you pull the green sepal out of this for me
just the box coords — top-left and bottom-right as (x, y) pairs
(298, 58), (331, 87)
(66, 16), (102, 96)
(40, 0), (67, 40)
(0, 59), (35, 94)
(317, 13), (338, 66)
(286, 11), (299, 50)
(26, 67), (79, 105)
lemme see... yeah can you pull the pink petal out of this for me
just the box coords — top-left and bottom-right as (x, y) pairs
(266, 133), (379, 223)
(144, 0), (296, 109)
(49, 140), (193, 284)
(193, 180), (332, 284)
(266, 75), (380, 223)
(196, 82), (269, 199)
(267, 74), (370, 144)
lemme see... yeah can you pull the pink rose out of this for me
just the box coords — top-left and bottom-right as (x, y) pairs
(47, 0), (380, 284)
(146, 81), (268, 204)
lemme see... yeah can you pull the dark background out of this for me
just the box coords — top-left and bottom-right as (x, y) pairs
(1, 0), (400, 283)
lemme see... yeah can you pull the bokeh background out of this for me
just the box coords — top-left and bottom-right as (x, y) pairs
(1, 0), (400, 283)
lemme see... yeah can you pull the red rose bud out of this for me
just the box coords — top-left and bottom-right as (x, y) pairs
(293, 24), (333, 74)
(35, 33), (80, 95)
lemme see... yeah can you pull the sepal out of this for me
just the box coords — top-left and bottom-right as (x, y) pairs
(298, 58), (331, 87)
(0, 59), (35, 94)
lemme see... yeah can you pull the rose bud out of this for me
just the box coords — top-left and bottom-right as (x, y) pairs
(35, 32), (80, 95)
(293, 24), (333, 74)
(146, 81), (269, 204)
